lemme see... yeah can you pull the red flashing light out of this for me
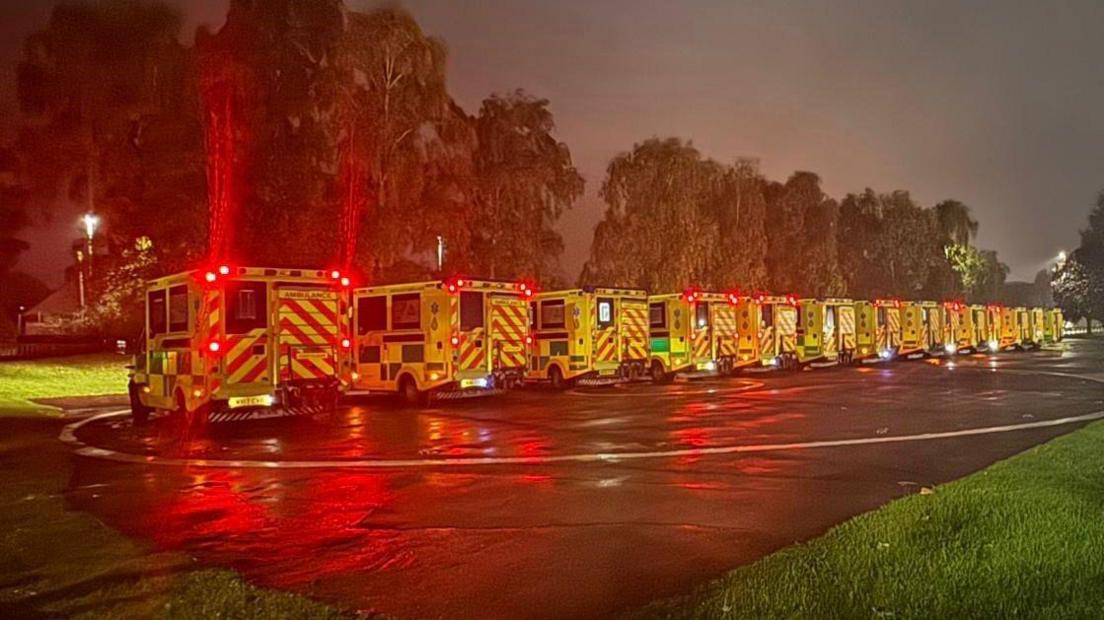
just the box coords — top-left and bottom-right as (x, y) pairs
(340, 337), (351, 349)
(204, 271), (217, 283)
(786, 294), (798, 306)
(450, 335), (460, 346)
(340, 276), (351, 287)
(330, 270), (341, 280)
(727, 291), (741, 305)
(207, 340), (221, 353)
(525, 335), (534, 345)
(218, 264), (231, 276)
(456, 279), (465, 287)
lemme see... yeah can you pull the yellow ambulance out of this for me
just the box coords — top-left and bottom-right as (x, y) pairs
(1044, 308), (1064, 344)
(527, 287), (649, 387)
(900, 301), (944, 359)
(349, 278), (531, 403)
(128, 265), (351, 424)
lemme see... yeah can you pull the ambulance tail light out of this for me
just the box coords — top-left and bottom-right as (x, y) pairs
(207, 340), (222, 354)
(340, 338), (351, 349)
(450, 335), (460, 346)
(525, 335), (534, 345)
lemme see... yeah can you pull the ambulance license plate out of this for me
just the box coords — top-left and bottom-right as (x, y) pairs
(228, 395), (273, 409)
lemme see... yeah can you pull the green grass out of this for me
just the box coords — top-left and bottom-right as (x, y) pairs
(0, 418), (356, 619)
(634, 420), (1104, 619)
(0, 353), (129, 416)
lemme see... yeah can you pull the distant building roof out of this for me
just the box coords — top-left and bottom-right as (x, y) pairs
(26, 279), (81, 316)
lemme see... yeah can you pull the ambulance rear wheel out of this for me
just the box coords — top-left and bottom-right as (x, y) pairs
(549, 366), (567, 390)
(399, 376), (426, 407)
(128, 381), (151, 426)
(174, 391), (208, 428)
(651, 361), (672, 384)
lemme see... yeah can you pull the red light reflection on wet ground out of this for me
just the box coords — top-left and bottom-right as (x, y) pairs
(62, 344), (1104, 618)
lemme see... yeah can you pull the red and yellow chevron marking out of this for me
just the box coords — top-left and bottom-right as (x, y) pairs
(621, 303), (648, 361)
(692, 327), (711, 361)
(713, 306), (738, 357)
(490, 300), (528, 369)
(758, 325), (773, 356)
(594, 327), (617, 363)
(885, 309), (902, 347)
(823, 320), (838, 355)
(458, 329), (486, 371)
(277, 295), (339, 381)
(202, 290), (222, 393)
(226, 331), (269, 384)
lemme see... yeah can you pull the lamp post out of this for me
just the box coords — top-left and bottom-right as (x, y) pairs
(76, 249), (86, 309)
(82, 213), (99, 279)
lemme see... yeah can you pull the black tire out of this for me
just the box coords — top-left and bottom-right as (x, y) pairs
(651, 361), (671, 384)
(399, 376), (424, 407)
(128, 381), (151, 425)
(549, 365), (566, 390)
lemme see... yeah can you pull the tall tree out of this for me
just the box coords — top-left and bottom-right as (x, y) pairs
(339, 6), (475, 279)
(471, 91), (583, 281)
(705, 159), (768, 291)
(581, 138), (720, 291)
(765, 171), (843, 295)
(197, 0), (347, 267)
(17, 1), (187, 221)
(0, 147), (31, 278)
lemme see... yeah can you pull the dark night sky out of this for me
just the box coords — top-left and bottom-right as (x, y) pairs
(6, 0), (1104, 287)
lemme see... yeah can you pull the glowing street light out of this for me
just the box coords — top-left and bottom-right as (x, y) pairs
(82, 213), (99, 240)
(81, 213), (99, 281)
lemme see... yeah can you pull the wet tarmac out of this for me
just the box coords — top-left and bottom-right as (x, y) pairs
(54, 340), (1104, 618)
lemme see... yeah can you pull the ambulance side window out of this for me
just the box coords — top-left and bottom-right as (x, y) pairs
(540, 300), (565, 329)
(825, 307), (836, 332)
(529, 302), (537, 329)
(357, 296), (386, 334)
(460, 291), (484, 331)
(391, 293), (421, 330)
(227, 282), (267, 334)
(168, 285), (189, 332)
(877, 307), (887, 326)
(648, 302), (666, 329)
(148, 289), (167, 336)
(762, 305), (774, 328)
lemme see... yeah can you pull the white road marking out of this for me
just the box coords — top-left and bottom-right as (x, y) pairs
(58, 408), (1104, 470)
(58, 368), (1104, 471)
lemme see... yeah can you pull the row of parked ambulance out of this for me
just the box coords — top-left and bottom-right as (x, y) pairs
(128, 267), (1065, 420)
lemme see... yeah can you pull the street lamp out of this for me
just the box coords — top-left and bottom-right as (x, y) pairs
(82, 213), (99, 276)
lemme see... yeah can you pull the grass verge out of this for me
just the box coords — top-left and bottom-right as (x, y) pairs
(634, 420), (1104, 618)
(0, 418), (355, 618)
(0, 353), (129, 416)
